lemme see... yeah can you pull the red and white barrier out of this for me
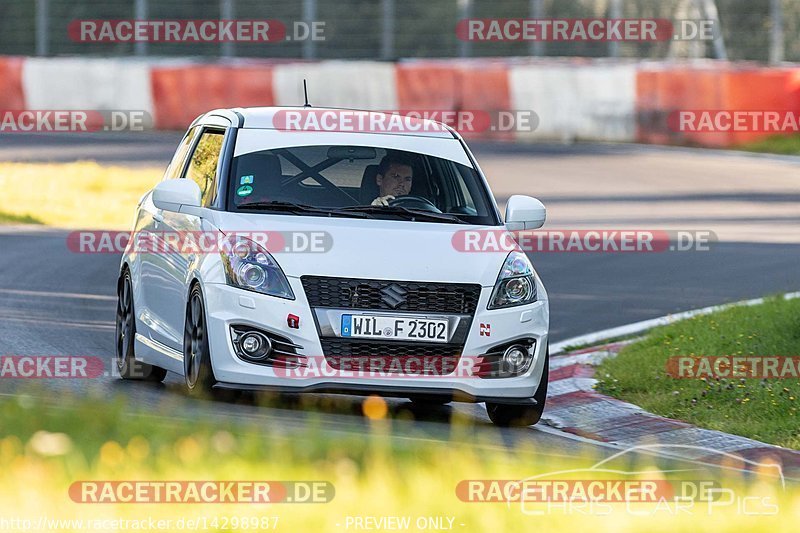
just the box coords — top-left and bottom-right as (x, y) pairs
(273, 61), (398, 109)
(4, 55), (800, 148)
(151, 62), (275, 129)
(21, 58), (154, 114)
(637, 63), (800, 147)
(509, 62), (636, 141)
(0, 56), (26, 110)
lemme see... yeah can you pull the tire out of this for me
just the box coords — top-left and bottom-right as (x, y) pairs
(183, 284), (217, 397)
(115, 269), (167, 382)
(486, 346), (549, 427)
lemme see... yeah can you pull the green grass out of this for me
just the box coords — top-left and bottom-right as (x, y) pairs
(0, 210), (42, 225)
(737, 135), (800, 155)
(596, 296), (800, 449)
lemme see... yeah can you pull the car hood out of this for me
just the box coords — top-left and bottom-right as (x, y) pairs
(213, 212), (512, 287)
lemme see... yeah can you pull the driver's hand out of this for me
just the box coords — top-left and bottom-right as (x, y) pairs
(370, 195), (395, 207)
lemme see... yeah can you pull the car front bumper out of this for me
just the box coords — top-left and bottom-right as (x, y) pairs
(202, 279), (549, 403)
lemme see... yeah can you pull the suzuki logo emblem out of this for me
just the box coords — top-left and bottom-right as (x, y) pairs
(380, 284), (407, 309)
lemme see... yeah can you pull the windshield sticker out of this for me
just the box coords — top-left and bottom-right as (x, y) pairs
(240, 175), (254, 185)
(236, 185), (254, 197)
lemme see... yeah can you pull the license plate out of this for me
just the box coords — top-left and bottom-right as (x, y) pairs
(341, 315), (449, 343)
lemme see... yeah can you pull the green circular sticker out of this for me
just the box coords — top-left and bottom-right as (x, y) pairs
(237, 185), (254, 197)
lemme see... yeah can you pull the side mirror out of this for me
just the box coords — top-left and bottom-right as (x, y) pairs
(505, 195), (546, 231)
(152, 179), (202, 212)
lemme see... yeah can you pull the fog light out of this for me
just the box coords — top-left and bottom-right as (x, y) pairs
(242, 335), (261, 353)
(239, 331), (271, 361)
(503, 345), (529, 370)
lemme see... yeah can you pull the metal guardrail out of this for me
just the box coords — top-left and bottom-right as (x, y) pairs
(0, 0), (793, 63)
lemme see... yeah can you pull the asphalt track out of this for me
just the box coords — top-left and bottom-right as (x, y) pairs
(0, 132), (798, 477)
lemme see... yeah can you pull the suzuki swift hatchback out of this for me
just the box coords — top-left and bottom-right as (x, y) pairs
(116, 107), (550, 426)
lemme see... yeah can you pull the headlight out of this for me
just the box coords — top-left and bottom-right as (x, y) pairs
(220, 235), (294, 300)
(488, 251), (537, 309)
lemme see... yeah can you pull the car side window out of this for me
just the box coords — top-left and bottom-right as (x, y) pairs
(184, 129), (225, 207)
(162, 126), (200, 181)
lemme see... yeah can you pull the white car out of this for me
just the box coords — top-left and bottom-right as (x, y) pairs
(116, 107), (550, 426)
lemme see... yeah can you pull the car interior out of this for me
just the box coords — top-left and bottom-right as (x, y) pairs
(229, 146), (480, 216)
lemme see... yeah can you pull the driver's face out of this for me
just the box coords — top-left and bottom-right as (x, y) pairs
(377, 163), (413, 197)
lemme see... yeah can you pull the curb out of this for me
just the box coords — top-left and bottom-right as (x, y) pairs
(545, 293), (800, 476)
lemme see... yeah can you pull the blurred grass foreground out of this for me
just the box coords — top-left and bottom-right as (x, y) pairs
(0, 390), (799, 532)
(0, 162), (161, 229)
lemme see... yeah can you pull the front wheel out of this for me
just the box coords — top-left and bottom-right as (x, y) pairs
(183, 285), (217, 397)
(486, 346), (548, 427)
(115, 269), (167, 382)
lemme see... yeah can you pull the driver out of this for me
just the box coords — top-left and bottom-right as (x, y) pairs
(371, 153), (414, 206)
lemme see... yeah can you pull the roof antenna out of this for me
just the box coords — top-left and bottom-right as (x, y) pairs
(303, 79), (312, 107)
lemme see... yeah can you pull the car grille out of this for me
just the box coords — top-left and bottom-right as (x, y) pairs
(320, 339), (462, 376)
(301, 276), (482, 314)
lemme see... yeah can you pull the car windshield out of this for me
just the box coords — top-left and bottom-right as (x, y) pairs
(226, 144), (498, 225)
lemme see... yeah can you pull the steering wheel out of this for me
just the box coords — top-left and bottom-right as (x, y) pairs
(388, 195), (442, 213)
